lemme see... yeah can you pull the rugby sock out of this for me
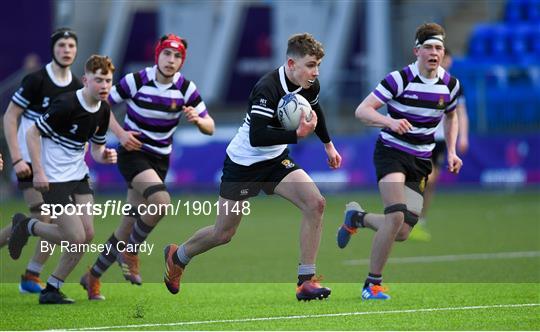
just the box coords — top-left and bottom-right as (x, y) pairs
(90, 234), (123, 278)
(27, 219), (38, 236)
(26, 261), (43, 277)
(352, 211), (366, 228)
(127, 218), (154, 255)
(297, 264), (316, 286)
(364, 272), (383, 288)
(175, 244), (190, 268)
(46, 275), (64, 291)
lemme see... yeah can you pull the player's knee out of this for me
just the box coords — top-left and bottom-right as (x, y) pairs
(65, 232), (86, 245)
(143, 184), (170, 205)
(147, 190), (171, 207)
(84, 229), (95, 243)
(395, 227), (411, 242)
(304, 194), (325, 216)
(384, 203), (406, 227)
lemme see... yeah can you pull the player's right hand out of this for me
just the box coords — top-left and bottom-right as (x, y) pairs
(0, 153), (3, 172)
(14, 160), (32, 178)
(33, 171), (49, 193)
(296, 110), (317, 138)
(120, 130), (142, 151)
(389, 118), (413, 135)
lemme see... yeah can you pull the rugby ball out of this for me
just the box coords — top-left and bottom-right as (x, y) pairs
(277, 93), (313, 130)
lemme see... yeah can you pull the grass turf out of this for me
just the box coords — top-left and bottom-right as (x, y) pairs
(1, 190), (539, 330)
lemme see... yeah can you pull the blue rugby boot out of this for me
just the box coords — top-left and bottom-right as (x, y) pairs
(337, 202), (366, 249)
(19, 273), (44, 294)
(362, 285), (391, 300)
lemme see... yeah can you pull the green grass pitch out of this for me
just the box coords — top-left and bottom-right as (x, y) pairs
(1, 190), (539, 330)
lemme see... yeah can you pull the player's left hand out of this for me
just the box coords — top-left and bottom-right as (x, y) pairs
(102, 148), (117, 164)
(324, 143), (342, 169)
(183, 106), (200, 125)
(0, 153), (3, 172)
(447, 152), (463, 174)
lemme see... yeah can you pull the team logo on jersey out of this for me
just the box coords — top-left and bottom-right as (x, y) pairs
(42, 97), (50, 108)
(437, 96), (445, 108)
(259, 98), (267, 107)
(171, 100), (177, 110)
(281, 159), (295, 169)
(240, 188), (249, 196)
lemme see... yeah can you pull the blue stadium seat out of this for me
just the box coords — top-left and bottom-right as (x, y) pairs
(469, 24), (492, 58)
(491, 24), (511, 61)
(505, 0), (526, 22)
(527, 0), (540, 21)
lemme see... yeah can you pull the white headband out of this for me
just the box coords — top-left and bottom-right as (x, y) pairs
(415, 34), (444, 47)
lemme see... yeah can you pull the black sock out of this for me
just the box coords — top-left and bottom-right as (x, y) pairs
(297, 274), (314, 286)
(352, 211), (366, 228)
(90, 234), (120, 278)
(364, 272), (382, 288)
(171, 250), (185, 268)
(25, 270), (40, 277)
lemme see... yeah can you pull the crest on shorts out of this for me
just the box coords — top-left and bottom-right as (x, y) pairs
(419, 177), (426, 193)
(281, 159), (295, 169)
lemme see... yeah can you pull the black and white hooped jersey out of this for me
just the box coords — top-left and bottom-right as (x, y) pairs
(35, 89), (110, 182)
(372, 61), (461, 159)
(11, 63), (82, 162)
(226, 65), (330, 166)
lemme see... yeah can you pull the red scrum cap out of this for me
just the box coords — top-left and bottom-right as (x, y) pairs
(155, 34), (187, 67)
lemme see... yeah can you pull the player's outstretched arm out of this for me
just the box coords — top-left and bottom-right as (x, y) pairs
(324, 141), (342, 169)
(26, 125), (48, 192)
(443, 110), (462, 174)
(90, 143), (117, 164)
(457, 102), (469, 154)
(109, 113), (142, 151)
(3, 102), (32, 178)
(355, 94), (412, 135)
(183, 106), (215, 135)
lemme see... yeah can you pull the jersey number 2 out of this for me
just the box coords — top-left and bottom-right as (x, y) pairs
(69, 124), (78, 134)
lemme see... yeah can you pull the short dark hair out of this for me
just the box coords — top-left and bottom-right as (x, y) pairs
(85, 55), (115, 75)
(286, 33), (325, 59)
(415, 23), (446, 46)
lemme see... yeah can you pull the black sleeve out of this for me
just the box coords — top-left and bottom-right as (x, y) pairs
(249, 114), (297, 147)
(35, 97), (71, 137)
(308, 80), (331, 144)
(248, 81), (297, 147)
(91, 106), (110, 145)
(11, 72), (41, 109)
(312, 103), (331, 144)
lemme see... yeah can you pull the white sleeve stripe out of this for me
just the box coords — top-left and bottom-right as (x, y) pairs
(195, 102), (207, 114)
(126, 74), (137, 97)
(14, 92), (30, 105)
(184, 82), (197, 101)
(109, 87), (124, 104)
(251, 110), (273, 118)
(12, 94), (29, 107)
(37, 118), (84, 148)
(252, 105), (274, 113)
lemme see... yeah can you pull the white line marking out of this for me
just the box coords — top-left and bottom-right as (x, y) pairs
(343, 251), (540, 266)
(59, 303), (540, 331)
